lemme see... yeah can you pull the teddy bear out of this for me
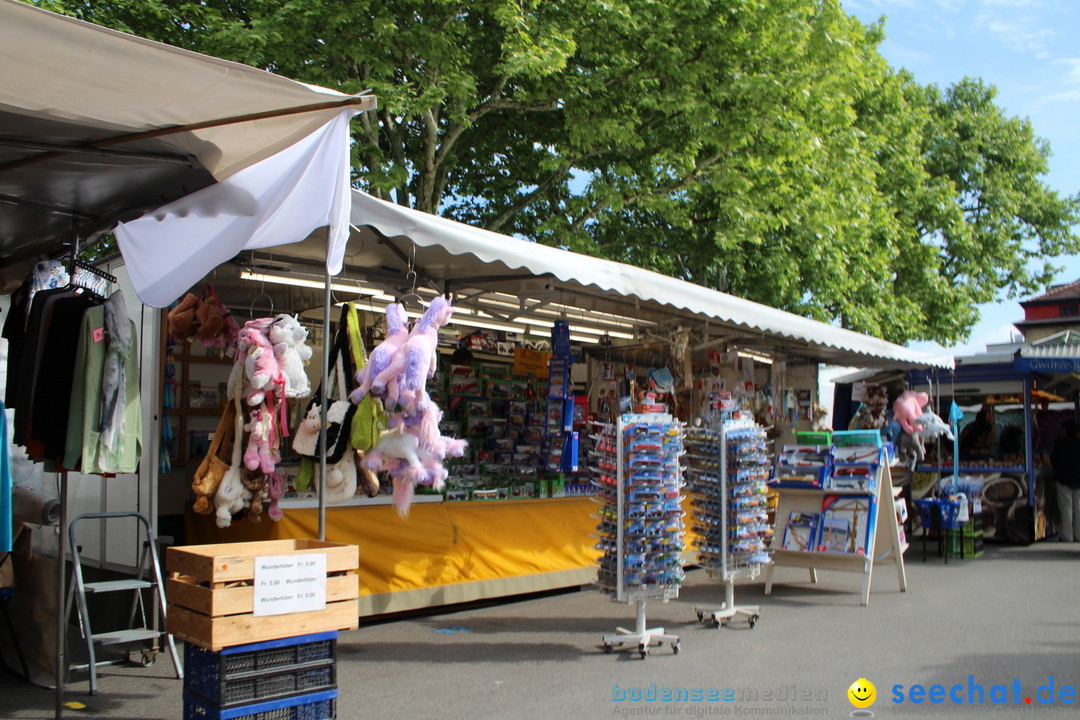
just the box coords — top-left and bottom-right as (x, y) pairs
(269, 314), (313, 399)
(167, 293), (201, 340)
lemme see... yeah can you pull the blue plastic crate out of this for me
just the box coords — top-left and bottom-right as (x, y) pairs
(184, 632), (337, 709)
(183, 688), (336, 720)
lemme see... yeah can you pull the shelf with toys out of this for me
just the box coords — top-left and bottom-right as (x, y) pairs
(764, 430), (908, 606)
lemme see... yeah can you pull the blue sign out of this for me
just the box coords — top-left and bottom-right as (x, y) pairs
(1013, 356), (1080, 374)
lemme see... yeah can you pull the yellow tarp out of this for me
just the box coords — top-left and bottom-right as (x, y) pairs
(185, 498), (601, 597)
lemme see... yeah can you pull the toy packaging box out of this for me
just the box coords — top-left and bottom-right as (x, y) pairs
(781, 511), (819, 551)
(817, 494), (876, 555)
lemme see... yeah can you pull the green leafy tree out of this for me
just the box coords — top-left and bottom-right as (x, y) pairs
(32, 0), (1080, 345)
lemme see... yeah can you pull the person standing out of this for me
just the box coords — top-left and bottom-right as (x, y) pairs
(1051, 420), (1080, 541)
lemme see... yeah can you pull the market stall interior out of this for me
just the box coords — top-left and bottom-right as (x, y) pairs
(166, 189), (953, 619)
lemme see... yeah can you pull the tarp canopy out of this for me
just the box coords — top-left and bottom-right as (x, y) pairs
(0, 0), (375, 271)
(243, 191), (954, 371)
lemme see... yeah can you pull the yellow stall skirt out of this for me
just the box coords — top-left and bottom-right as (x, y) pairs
(185, 498), (603, 617)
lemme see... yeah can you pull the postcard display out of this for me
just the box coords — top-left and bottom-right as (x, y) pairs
(686, 418), (771, 628)
(593, 413), (685, 658)
(765, 430), (908, 606)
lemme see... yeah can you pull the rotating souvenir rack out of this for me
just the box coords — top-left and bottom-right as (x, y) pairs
(687, 418), (771, 628)
(592, 413), (685, 658)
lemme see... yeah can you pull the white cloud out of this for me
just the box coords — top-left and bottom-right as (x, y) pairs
(980, 16), (1055, 55)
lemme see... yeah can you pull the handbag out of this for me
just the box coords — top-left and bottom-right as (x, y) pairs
(191, 399), (237, 514)
(346, 302), (385, 453)
(293, 306), (356, 462)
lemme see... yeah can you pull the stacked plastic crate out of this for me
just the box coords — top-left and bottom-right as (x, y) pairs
(183, 632), (338, 720)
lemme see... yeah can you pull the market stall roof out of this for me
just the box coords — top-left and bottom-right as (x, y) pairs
(246, 191), (954, 370)
(0, 0), (376, 270)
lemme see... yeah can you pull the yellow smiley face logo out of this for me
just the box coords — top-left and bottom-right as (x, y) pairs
(848, 678), (876, 709)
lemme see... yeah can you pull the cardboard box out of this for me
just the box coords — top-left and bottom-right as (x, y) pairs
(166, 539), (359, 651)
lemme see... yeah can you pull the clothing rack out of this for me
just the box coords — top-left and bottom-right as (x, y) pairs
(70, 259), (116, 298)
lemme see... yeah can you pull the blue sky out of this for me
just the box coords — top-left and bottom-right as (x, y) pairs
(843, 0), (1080, 356)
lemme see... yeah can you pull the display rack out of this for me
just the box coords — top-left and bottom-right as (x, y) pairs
(593, 413), (684, 658)
(764, 430), (907, 606)
(686, 418), (771, 628)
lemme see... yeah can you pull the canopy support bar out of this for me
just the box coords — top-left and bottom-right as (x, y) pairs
(0, 95), (376, 176)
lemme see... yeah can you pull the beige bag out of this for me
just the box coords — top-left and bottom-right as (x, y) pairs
(191, 400), (237, 514)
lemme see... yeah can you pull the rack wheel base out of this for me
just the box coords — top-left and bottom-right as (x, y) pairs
(748, 615), (759, 629)
(639, 644), (648, 659)
(603, 643), (614, 654)
(672, 641), (681, 655)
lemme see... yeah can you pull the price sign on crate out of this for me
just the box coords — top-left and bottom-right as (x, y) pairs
(253, 553), (327, 616)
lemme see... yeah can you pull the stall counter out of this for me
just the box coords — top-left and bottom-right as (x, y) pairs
(185, 497), (602, 616)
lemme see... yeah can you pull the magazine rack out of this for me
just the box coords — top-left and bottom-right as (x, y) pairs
(687, 418), (770, 628)
(764, 432), (907, 606)
(593, 414), (684, 658)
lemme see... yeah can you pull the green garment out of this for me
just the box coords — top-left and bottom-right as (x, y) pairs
(64, 306), (142, 473)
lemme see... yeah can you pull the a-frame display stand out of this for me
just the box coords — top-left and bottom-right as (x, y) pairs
(765, 442), (907, 607)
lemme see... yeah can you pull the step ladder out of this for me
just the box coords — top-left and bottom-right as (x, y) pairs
(64, 511), (183, 695)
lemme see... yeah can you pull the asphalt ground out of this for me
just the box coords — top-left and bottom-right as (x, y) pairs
(4, 539), (1080, 720)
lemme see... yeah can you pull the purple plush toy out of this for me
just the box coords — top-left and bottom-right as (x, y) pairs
(351, 303), (409, 403)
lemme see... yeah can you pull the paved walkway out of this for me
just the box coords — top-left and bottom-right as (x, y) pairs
(4, 540), (1080, 719)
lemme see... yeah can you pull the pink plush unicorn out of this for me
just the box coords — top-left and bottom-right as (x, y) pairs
(351, 304), (409, 403)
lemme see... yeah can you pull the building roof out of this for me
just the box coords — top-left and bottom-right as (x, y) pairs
(1021, 279), (1080, 306)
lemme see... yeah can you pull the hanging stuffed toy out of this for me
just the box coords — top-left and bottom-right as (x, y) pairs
(893, 390), (930, 434)
(269, 313), (313, 399)
(351, 303), (409, 403)
(399, 295), (455, 401)
(213, 395), (246, 528)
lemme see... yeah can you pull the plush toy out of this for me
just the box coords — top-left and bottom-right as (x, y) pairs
(915, 409), (954, 441)
(893, 390), (931, 434)
(241, 466), (267, 522)
(292, 403), (322, 457)
(266, 471), (285, 521)
(213, 456), (245, 528)
(367, 297), (454, 410)
(896, 430), (925, 470)
(321, 452), (358, 505)
(351, 304), (409, 403)
(244, 345), (281, 407)
(811, 403), (830, 432)
(353, 450), (381, 498)
(269, 314), (313, 399)
(167, 293), (200, 340)
(243, 405), (278, 474)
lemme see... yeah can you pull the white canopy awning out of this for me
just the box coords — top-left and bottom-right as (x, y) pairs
(0, 0), (375, 268)
(247, 191), (953, 370)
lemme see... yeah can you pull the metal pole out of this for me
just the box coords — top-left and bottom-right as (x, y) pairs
(55, 473), (66, 720)
(319, 266), (331, 541)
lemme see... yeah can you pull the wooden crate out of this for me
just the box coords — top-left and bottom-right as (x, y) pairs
(166, 539), (359, 651)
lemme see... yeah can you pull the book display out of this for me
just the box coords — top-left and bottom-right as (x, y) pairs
(593, 413), (685, 658)
(765, 430), (908, 606)
(686, 418), (771, 628)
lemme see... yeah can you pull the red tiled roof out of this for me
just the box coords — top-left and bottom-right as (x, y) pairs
(1022, 279), (1080, 305)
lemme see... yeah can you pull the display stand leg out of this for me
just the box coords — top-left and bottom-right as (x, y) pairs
(694, 579), (760, 629)
(602, 600), (680, 658)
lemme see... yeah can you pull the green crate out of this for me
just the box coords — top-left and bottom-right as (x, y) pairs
(945, 531), (984, 559)
(795, 431), (831, 446)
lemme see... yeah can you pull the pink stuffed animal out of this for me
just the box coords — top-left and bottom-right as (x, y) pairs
(352, 304), (409, 403)
(235, 319), (284, 406)
(893, 390), (930, 434)
(266, 471), (285, 521)
(243, 405), (277, 474)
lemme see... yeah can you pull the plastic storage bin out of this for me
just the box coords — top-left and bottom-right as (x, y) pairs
(184, 632), (337, 708)
(183, 688), (337, 720)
